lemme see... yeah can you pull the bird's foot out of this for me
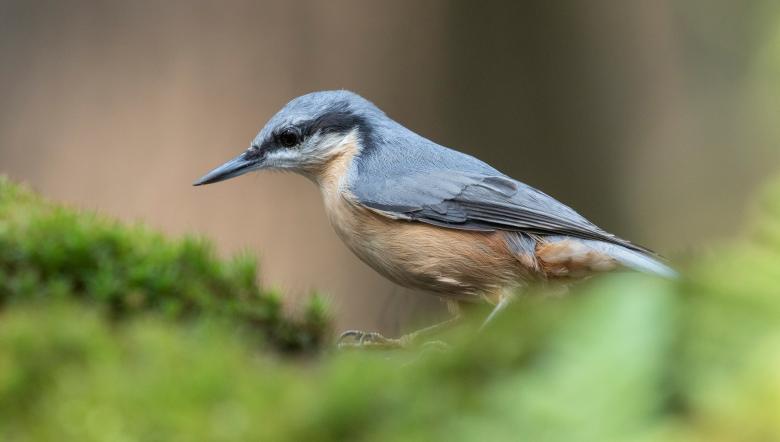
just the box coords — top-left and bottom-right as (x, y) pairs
(337, 330), (404, 350)
(337, 329), (450, 351)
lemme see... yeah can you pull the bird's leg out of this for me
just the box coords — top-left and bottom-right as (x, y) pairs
(337, 301), (461, 350)
(479, 289), (517, 331)
(338, 290), (520, 350)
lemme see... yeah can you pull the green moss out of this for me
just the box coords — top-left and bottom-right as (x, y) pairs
(0, 176), (329, 352)
(2, 174), (780, 441)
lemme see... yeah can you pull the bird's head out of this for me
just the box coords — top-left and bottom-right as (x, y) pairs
(194, 90), (381, 186)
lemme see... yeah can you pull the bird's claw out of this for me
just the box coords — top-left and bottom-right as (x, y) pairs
(337, 329), (404, 350)
(337, 330), (453, 352)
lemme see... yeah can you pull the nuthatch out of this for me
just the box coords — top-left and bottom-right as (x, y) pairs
(194, 90), (675, 348)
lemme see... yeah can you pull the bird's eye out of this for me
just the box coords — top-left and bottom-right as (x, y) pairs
(278, 128), (300, 148)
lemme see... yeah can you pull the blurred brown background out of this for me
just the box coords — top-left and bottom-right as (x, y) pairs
(1, 0), (778, 334)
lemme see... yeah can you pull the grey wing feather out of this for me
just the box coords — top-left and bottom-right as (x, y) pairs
(353, 170), (650, 253)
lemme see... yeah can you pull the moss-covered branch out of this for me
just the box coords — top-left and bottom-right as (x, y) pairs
(0, 176), (329, 353)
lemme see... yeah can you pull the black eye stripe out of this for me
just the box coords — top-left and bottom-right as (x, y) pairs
(303, 110), (362, 138)
(265, 103), (373, 152)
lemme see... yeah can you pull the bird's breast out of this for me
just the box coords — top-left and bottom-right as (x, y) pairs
(320, 185), (530, 301)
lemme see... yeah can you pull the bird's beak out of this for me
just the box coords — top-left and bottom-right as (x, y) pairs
(193, 151), (259, 186)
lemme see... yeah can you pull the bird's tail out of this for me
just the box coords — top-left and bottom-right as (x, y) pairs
(579, 239), (678, 279)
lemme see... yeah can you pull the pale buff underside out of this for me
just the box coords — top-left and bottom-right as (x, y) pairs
(307, 135), (618, 303)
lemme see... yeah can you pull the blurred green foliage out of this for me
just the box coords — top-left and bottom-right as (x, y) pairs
(2, 175), (780, 441)
(0, 176), (329, 353)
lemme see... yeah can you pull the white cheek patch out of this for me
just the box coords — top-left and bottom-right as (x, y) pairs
(319, 130), (359, 155)
(299, 130), (359, 163)
(298, 134), (324, 156)
(265, 149), (300, 169)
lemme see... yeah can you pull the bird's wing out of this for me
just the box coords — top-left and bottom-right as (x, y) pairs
(351, 170), (648, 253)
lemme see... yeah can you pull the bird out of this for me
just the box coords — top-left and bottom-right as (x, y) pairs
(194, 90), (676, 349)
